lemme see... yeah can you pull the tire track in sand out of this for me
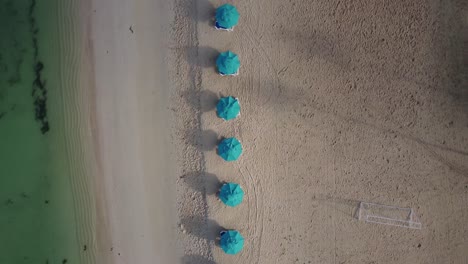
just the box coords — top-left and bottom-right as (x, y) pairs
(236, 162), (265, 264)
(240, 3), (283, 111)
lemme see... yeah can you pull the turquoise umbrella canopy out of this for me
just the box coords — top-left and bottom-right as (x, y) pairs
(219, 183), (244, 207)
(218, 137), (242, 161)
(217, 96), (240, 120)
(216, 51), (240, 75)
(220, 230), (244, 255)
(215, 4), (240, 29)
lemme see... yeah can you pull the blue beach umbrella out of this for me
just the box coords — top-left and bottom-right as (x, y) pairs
(216, 51), (240, 75)
(216, 96), (241, 120)
(219, 182), (244, 207)
(217, 137), (243, 161)
(220, 230), (244, 255)
(215, 4), (240, 29)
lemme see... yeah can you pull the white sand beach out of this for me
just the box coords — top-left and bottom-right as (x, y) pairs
(76, 0), (468, 263)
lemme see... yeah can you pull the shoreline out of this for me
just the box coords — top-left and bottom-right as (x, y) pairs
(1, 0), (100, 262)
(44, 0), (100, 262)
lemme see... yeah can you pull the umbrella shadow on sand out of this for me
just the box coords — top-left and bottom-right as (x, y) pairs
(181, 171), (223, 195)
(197, 0), (216, 24)
(181, 255), (217, 264)
(180, 216), (225, 242)
(184, 129), (222, 152)
(200, 130), (223, 151)
(181, 0), (215, 23)
(200, 89), (219, 112)
(186, 46), (219, 69)
(180, 89), (219, 113)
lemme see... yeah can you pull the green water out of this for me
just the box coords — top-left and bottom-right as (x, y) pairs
(0, 0), (85, 263)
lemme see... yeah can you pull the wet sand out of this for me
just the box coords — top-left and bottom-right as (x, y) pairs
(88, 0), (178, 263)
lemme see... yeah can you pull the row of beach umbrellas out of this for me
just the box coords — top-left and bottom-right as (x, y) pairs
(213, 4), (244, 256)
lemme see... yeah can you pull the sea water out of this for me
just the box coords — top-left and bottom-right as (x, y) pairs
(0, 0), (88, 263)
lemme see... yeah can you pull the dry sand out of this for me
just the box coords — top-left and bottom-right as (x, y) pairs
(172, 0), (468, 263)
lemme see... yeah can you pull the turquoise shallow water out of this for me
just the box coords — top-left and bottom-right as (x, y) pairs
(0, 0), (89, 263)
